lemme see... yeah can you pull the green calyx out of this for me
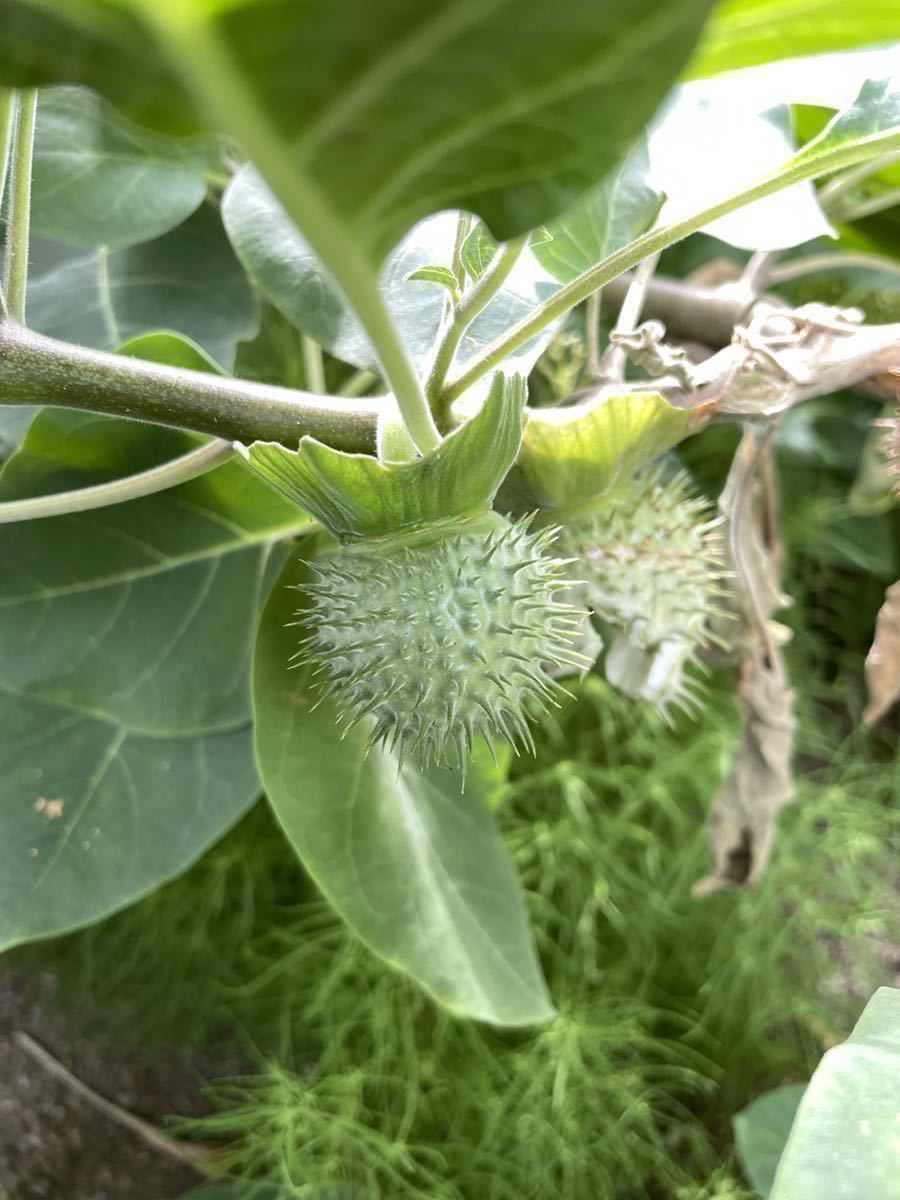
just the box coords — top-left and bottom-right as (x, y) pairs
(299, 511), (585, 769)
(556, 469), (728, 713)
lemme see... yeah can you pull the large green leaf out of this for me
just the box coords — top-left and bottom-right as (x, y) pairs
(31, 85), (213, 249)
(734, 1083), (806, 1198)
(223, 172), (558, 375)
(534, 141), (663, 282)
(26, 203), (259, 368)
(769, 987), (900, 1200)
(0, 398), (303, 949)
(254, 549), (554, 1026)
(0, 0), (714, 256)
(691, 0), (900, 76)
(0, 698), (258, 951)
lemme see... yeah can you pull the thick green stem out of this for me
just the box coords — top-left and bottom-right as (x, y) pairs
(0, 322), (379, 450)
(134, 3), (440, 455)
(442, 134), (900, 402)
(2, 89), (37, 322)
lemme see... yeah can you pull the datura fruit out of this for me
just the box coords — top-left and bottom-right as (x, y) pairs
(300, 511), (585, 768)
(556, 469), (728, 713)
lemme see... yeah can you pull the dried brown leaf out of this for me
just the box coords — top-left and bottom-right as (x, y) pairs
(693, 648), (796, 896)
(863, 578), (900, 725)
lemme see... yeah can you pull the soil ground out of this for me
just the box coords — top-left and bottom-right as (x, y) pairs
(0, 970), (223, 1200)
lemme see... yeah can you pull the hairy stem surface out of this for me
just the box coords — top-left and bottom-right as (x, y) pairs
(0, 323), (380, 450)
(2, 89), (37, 322)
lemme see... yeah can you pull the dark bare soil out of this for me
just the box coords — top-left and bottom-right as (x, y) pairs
(0, 970), (225, 1200)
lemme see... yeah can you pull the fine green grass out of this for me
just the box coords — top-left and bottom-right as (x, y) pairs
(32, 658), (897, 1200)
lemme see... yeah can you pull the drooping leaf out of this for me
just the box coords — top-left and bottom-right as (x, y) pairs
(694, 649), (797, 895)
(863, 578), (900, 724)
(533, 140), (664, 282)
(518, 390), (699, 510)
(31, 85), (214, 250)
(691, 0), (900, 77)
(223, 174), (558, 376)
(253, 549), (554, 1027)
(0, 399), (303, 948)
(649, 96), (832, 252)
(0, 0), (715, 257)
(243, 373), (525, 540)
(26, 203), (258, 368)
(734, 1084), (807, 1199)
(769, 987), (900, 1200)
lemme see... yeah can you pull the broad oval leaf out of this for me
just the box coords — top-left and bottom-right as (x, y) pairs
(253, 549), (554, 1027)
(0, 0), (715, 256)
(0, 380), (304, 948)
(27, 203), (259, 369)
(31, 86), (213, 250)
(770, 987), (900, 1200)
(0, 409), (301, 734)
(0, 700), (258, 951)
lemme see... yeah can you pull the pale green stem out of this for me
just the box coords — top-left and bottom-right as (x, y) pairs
(2, 89), (37, 323)
(585, 290), (602, 380)
(133, 3), (440, 455)
(425, 234), (525, 422)
(829, 187), (900, 224)
(339, 367), (379, 397)
(442, 134), (900, 403)
(818, 149), (900, 210)
(769, 251), (900, 285)
(301, 334), (326, 394)
(0, 89), (16, 230)
(0, 438), (234, 524)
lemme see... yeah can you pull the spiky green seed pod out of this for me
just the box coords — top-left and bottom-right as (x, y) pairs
(555, 470), (727, 713)
(299, 512), (585, 768)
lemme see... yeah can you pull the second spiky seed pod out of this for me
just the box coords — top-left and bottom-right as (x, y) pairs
(556, 469), (727, 712)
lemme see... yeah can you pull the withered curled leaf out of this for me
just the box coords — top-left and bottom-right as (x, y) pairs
(863, 579), (900, 726)
(693, 648), (797, 896)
